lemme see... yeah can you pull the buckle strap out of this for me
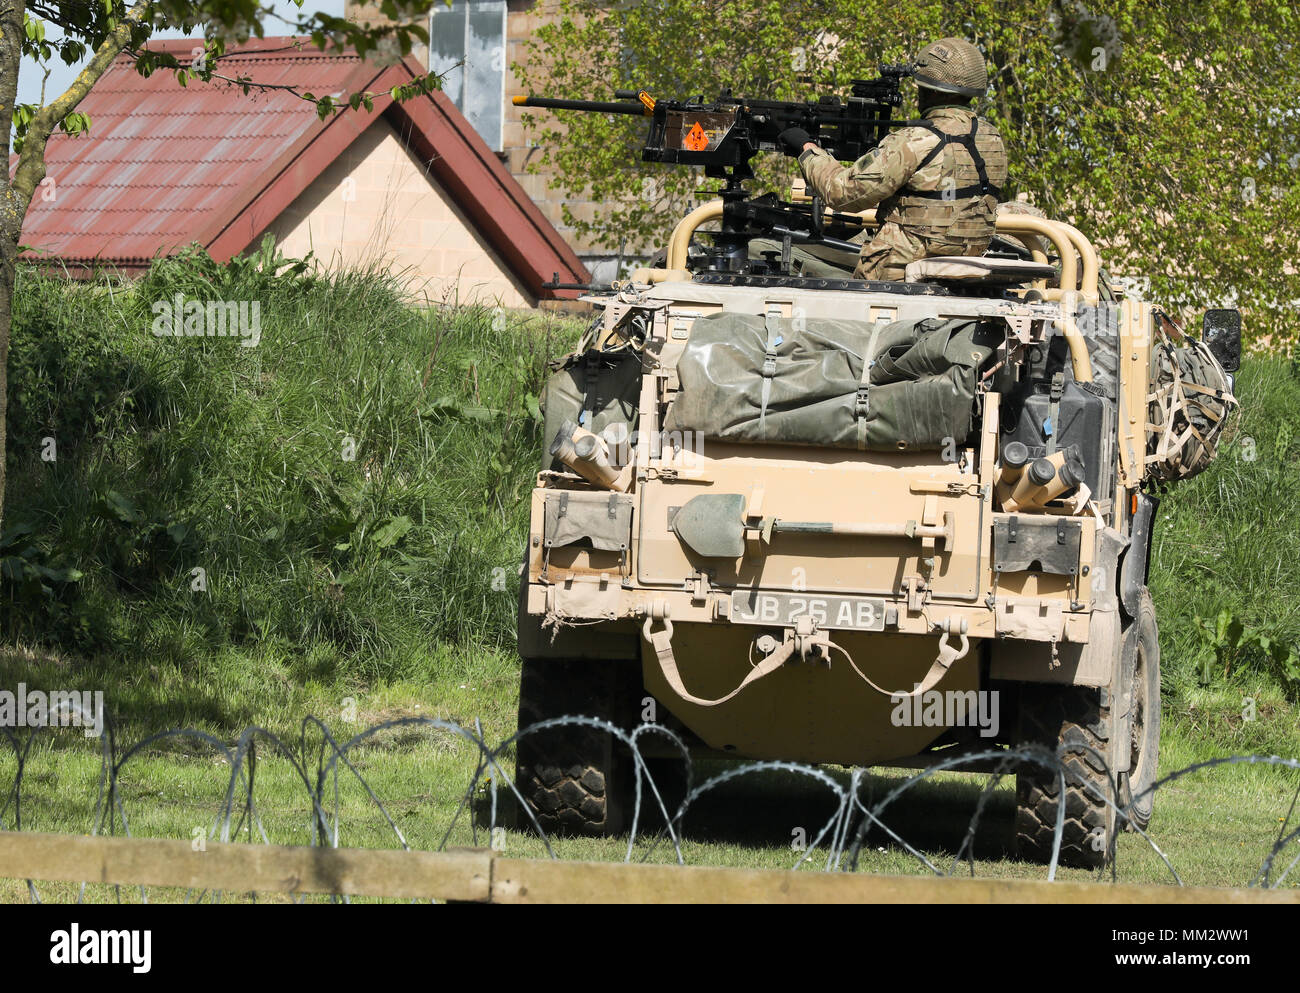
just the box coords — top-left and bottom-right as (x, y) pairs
(1046, 370), (1065, 455)
(855, 384), (871, 414)
(759, 313), (784, 436)
(579, 351), (601, 426)
(761, 312), (784, 378)
(855, 320), (887, 450)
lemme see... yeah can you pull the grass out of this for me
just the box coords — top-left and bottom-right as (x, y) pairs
(2, 256), (1299, 899)
(1147, 356), (1300, 696)
(3, 252), (582, 680)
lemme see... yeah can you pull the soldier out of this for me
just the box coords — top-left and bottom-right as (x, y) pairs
(779, 37), (1008, 281)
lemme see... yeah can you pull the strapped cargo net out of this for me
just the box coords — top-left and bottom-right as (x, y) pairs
(1145, 319), (1239, 484)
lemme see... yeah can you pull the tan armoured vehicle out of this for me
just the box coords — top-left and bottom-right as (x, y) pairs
(512, 80), (1240, 867)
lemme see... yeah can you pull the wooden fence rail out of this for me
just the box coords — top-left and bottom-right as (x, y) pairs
(1, 831), (1295, 903)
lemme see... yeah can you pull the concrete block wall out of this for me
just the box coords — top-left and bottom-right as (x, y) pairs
(267, 117), (533, 307)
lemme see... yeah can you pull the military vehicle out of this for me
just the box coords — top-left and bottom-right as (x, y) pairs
(511, 72), (1240, 867)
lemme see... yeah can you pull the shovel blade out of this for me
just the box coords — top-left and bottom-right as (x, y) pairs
(671, 494), (746, 558)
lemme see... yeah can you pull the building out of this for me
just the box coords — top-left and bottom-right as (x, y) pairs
(345, 0), (629, 281)
(17, 36), (588, 307)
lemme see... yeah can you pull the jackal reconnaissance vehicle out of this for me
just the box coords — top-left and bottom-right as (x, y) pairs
(511, 73), (1240, 867)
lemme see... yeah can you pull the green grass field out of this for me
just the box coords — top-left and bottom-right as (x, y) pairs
(2, 258), (1298, 899)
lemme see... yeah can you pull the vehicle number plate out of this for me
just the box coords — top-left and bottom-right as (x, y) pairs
(730, 591), (887, 632)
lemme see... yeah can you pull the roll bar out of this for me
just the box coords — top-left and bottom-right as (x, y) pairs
(663, 200), (1098, 382)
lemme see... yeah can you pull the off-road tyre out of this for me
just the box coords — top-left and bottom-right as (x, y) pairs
(514, 657), (638, 837)
(1014, 683), (1121, 868)
(1120, 588), (1161, 831)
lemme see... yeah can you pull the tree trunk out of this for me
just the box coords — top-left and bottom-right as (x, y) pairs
(0, 228), (13, 537)
(0, 0), (137, 536)
(0, 3), (26, 537)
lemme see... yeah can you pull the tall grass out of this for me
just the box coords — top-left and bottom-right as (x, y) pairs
(3, 252), (581, 682)
(1148, 357), (1300, 700)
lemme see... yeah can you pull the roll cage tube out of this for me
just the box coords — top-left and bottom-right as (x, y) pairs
(663, 201), (1097, 383)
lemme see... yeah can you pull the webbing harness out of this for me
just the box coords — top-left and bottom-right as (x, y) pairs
(903, 117), (1002, 201)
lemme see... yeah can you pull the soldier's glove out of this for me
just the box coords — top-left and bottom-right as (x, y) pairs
(778, 127), (811, 155)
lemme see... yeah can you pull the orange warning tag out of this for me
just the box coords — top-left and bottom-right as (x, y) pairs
(683, 122), (709, 151)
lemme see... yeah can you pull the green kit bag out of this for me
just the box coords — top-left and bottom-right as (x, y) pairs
(663, 312), (1000, 451)
(539, 348), (642, 470)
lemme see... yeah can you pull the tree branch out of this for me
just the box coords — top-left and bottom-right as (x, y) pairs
(11, 0), (150, 208)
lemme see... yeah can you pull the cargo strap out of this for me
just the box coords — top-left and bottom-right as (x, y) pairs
(900, 118), (1003, 202)
(758, 313), (783, 437)
(643, 618), (971, 706)
(1045, 371), (1065, 455)
(830, 631), (970, 697)
(644, 618), (792, 707)
(855, 320), (887, 450)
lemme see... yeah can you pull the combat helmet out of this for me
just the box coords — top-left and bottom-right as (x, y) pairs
(913, 37), (989, 97)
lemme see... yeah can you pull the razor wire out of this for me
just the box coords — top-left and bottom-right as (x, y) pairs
(1, 702), (1299, 903)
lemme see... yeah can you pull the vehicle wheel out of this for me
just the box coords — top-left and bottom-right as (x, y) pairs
(1013, 683), (1120, 868)
(514, 657), (638, 837)
(1120, 588), (1161, 831)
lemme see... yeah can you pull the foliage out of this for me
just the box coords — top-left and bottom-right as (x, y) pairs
(2, 259), (581, 679)
(518, 0), (1300, 346)
(1149, 357), (1300, 701)
(1, 0), (462, 541)
(1193, 609), (1300, 687)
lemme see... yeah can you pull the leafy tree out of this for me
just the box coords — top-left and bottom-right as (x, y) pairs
(0, 0), (448, 532)
(519, 0), (1299, 343)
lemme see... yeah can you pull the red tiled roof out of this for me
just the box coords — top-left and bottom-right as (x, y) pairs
(16, 37), (588, 299)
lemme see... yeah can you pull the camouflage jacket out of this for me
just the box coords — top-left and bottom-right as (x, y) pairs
(798, 106), (1008, 241)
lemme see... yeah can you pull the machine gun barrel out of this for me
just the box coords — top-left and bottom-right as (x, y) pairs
(512, 95), (650, 116)
(516, 69), (916, 278)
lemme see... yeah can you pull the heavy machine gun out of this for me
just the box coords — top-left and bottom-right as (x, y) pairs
(514, 66), (916, 274)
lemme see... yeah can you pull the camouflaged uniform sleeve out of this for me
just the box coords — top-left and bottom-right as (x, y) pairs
(797, 127), (940, 212)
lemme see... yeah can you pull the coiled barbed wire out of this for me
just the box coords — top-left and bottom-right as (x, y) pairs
(2, 701), (1298, 902)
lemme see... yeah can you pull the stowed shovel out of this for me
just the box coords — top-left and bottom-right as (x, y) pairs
(669, 492), (954, 559)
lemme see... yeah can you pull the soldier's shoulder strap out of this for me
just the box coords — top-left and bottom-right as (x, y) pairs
(906, 116), (1003, 201)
